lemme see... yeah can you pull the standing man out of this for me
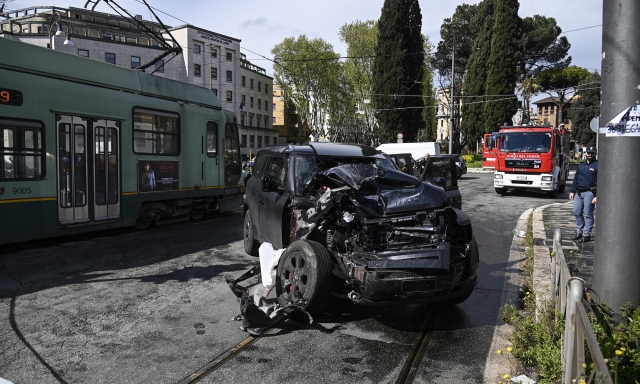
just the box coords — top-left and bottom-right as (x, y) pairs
(569, 146), (598, 242)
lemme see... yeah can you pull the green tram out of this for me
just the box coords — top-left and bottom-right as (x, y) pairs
(0, 37), (243, 245)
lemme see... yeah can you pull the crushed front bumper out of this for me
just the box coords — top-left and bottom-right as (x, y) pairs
(348, 241), (479, 305)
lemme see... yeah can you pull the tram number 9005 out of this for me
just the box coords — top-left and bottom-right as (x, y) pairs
(12, 187), (32, 195)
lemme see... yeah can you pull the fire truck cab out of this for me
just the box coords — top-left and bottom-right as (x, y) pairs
(491, 125), (569, 196)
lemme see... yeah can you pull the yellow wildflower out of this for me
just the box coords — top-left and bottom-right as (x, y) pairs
(507, 347), (513, 352)
(581, 363), (587, 369)
(503, 374), (510, 380)
(615, 350), (623, 356)
(621, 347), (626, 351)
(497, 349), (502, 354)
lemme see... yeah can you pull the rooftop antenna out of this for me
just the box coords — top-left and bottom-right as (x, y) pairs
(84, 0), (182, 73)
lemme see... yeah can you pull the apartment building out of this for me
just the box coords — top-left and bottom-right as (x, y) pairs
(0, 5), (277, 159)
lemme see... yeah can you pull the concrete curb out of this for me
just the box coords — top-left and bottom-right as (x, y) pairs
(466, 168), (495, 173)
(484, 208), (533, 382)
(532, 203), (570, 313)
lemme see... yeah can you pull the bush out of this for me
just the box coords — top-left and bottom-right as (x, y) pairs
(589, 302), (640, 383)
(462, 153), (483, 163)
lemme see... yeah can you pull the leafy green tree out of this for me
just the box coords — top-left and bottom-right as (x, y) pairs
(536, 65), (591, 127)
(520, 15), (571, 80)
(432, 3), (478, 80)
(372, 0), (425, 143)
(339, 20), (378, 145)
(516, 77), (542, 124)
(433, 3), (478, 152)
(272, 35), (341, 143)
(568, 72), (600, 146)
(461, 0), (495, 147)
(484, 0), (522, 132)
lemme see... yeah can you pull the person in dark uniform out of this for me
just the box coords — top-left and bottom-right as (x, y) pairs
(569, 146), (598, 242)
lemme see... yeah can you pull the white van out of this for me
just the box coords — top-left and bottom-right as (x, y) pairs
(376, 142), (441, 160)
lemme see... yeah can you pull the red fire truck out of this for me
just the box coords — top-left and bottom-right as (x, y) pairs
(489, 124), (569, 196)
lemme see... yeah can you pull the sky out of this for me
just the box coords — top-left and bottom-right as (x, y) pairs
(7, 0), (603, 101)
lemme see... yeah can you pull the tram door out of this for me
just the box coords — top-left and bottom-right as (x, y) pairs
(93, 120), (120, 221)
(56, 115), (120, 224)
(204, 120), (222, 187)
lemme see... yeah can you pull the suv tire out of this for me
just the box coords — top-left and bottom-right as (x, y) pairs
(243, 209), (260, 256)
(276, 240), (333, 315)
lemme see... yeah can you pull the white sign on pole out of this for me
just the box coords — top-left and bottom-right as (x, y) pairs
(605, 105), (640, 137)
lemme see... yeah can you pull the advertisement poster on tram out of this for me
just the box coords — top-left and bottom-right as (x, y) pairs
(138, 160), (179, 192)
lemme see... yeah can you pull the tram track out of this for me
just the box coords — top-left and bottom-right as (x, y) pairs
(176, 307), (438, 384)
(177, 315), (288, 384)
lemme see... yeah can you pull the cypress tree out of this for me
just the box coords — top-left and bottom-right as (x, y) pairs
(461, 0), (495, 145)
(484, 0), (522, 132)
(372, 0), (425, 143)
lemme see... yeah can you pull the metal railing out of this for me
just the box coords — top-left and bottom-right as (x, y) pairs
(550, 228), (613, 384)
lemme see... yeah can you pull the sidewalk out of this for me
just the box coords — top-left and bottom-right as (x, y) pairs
(531, 201), (595, 304)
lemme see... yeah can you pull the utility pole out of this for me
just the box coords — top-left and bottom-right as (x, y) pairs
(592, 0), (640, 311)
(449, 45), (454, 154)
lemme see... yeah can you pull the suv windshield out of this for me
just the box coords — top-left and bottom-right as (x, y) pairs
(499, 132), (552, 153)
(294, 154), (392, 194)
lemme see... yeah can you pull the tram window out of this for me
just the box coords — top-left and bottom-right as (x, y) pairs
(155, 60), (164, 72)
(133, 108), (180, 155)
(0, 120), (44, 180)
(207, 122), (218, 157)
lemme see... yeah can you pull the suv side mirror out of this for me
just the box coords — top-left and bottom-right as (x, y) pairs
(262, 176), (274, 192)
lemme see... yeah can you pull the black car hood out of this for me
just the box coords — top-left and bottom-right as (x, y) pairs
(316, 164), (447, 216)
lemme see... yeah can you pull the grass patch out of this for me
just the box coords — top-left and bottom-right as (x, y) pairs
(501, 212), (640, 383)
(499, 212), (564, 383)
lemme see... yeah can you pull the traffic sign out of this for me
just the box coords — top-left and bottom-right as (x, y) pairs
(590, 117), (599, 132)
(396, 133), (404, 139)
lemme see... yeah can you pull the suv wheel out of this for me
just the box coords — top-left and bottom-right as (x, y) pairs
(243, 209), (260, 256)
(276, 240), (333, 315)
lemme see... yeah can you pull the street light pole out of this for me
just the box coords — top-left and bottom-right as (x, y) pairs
(48, 11), (73, 49)
(449, 45), (454, 155)
(592, 0), (640, 311)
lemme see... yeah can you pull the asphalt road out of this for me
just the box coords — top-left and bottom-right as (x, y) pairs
(0, 174), (570, 384)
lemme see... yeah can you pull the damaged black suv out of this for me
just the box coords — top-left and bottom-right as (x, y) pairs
(243, 142), (478, 314)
